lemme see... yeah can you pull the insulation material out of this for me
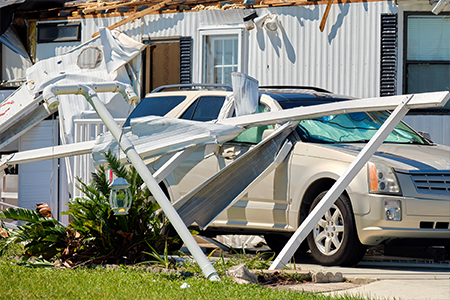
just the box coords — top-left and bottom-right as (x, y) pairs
(92, 115), (244, 166)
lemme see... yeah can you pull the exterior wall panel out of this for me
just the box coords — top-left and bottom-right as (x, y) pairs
(404, 115), (450, 146)
(246, 2), (397, 98)
(34, 1), (397, 99)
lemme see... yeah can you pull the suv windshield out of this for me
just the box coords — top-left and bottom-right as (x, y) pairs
(297, 111), (425, 144)
(123, 95), (186, 127)
(273, 94), (426, 145)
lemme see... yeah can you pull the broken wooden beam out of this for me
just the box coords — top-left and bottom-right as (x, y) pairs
(91, 0), (173, 38)
(319, 0), (334, 32)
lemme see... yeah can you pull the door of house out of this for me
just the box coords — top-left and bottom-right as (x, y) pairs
(144, 38), (180, 94)
(143, 36), (192, 94)
(18, 119), (59, 218)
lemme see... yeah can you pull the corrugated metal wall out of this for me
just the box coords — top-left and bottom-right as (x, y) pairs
(1, 44), (32, 80)
(31, 1), (397, 99)
(404, 115), (450, 146)
(245, 2), (398, 98)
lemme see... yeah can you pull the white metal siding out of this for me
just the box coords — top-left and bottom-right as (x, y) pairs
(1, 44), (32, 80)
(404, 115), (450, 146)
(245, 2), (397, 98)
(35, 1), (397, 99)
(18, 119), (59, 216)
(72, 118), (125, 200)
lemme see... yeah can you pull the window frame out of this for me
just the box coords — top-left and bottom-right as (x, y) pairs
(37, 22), (81, 43)
(403, 12), (450, 97)
(198, 27), (245, 85)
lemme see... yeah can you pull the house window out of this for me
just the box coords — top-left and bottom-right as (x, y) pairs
(404, 13), (450, 94)
(37, 22), (81, 43)
(200, 28), (244, 86)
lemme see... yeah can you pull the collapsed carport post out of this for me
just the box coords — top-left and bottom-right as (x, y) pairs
(269, 95), (413, 270)
(43, 82), (220, 281)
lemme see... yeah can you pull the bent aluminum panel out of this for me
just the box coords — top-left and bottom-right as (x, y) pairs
(0, 97), (57, 150)
(173, 122), (294, 230)
(92, 116), (244, 166)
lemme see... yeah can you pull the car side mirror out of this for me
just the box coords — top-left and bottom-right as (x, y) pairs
(418, 131), (432, 142)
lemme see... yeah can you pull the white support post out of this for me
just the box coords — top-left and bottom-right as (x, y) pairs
(44, 83), (220, 281)
(269, 95), (413, 270)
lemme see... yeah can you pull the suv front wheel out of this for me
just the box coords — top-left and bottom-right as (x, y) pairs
(306, 191), (367, 266)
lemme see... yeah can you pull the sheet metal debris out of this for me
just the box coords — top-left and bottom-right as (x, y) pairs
(173, 122), (295, 229)
(92, 116), (244, 166)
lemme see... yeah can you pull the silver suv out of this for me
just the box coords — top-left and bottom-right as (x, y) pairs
(125, 84), (450, 266)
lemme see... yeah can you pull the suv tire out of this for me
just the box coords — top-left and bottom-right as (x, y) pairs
(306, 191), (367, 266)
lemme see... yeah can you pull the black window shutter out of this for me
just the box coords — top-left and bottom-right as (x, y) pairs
(380, 14), (398, 97)
(180, 36), (192, 84)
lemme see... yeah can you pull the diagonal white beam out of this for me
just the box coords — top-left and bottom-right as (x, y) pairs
(43, 82), (220, 281)
(269, 95), (413, 270)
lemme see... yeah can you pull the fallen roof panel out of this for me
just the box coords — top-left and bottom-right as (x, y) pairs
(219, 92), (450, 128)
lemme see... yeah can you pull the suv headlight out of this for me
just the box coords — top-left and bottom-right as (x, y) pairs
(368, 162), (401, 195)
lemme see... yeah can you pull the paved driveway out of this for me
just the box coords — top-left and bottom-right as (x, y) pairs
(288, 261), (450, 300)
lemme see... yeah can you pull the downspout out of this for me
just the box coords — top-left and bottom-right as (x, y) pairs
(43, 82), (220, 281)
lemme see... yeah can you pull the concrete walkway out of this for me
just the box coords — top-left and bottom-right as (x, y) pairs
(293, 263), (450, 300)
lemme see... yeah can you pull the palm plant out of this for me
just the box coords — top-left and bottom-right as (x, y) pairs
(0, 150), (178, 265)
(0, 207), (68, 260)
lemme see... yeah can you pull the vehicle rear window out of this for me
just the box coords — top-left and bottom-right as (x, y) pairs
(124, 96), (186, 127)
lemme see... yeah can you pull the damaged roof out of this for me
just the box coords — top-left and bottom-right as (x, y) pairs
(11, 0), (351, 21)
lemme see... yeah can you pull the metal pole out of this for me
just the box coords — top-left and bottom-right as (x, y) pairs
(269, 95), (413, 270)
(44, 83), (220, 281)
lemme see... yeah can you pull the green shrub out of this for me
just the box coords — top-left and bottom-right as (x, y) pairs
(0, 150), (178, 265)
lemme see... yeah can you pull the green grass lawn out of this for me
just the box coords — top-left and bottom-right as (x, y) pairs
(0, 257), (372, 300)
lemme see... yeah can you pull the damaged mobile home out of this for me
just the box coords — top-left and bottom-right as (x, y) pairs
(0, 0), (449, 255)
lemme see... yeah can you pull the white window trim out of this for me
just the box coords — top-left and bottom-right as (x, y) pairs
(197, 27), (246, 84)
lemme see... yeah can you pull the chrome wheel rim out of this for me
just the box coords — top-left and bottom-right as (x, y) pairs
(312, 203), (345, 256)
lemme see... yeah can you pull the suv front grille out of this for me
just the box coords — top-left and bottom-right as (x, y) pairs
(410, 171), (450, 196)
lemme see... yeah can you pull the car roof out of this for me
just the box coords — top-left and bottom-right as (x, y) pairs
(260, 89), (353, 108)
(143, 90), (231, 98)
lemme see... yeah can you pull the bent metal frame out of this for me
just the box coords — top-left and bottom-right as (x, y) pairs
(2, 82), (449, 276)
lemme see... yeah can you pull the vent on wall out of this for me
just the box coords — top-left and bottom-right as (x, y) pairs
(380, 14), (398, 97)
(180, 36), (192, 84)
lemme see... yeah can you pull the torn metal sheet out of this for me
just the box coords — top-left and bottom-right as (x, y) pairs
(0, 26), (31, 61)
(0, 87), (52, 149)
(92, 116), (244, 166)
(99, 27), (146, 74)
(173, 122), (295, 230)
(0, 94), (58, 150)
(231, 72), (259, 117)
(0, 27), (143, 150)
